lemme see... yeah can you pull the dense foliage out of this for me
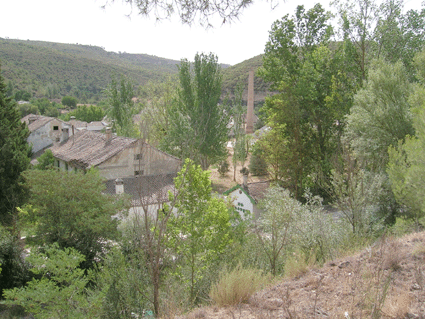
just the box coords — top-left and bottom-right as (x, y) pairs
(21, 169), (127, 269)
(0, 66), (31, 226)
(163, 53), (229, 170)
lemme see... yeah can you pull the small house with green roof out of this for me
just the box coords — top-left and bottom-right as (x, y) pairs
(223, 180), (271, 220)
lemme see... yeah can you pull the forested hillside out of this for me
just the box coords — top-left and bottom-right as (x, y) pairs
(0, 38), (266, 103)
(0, 38), (181, 101)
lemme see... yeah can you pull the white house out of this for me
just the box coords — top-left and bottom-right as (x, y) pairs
(21, 114), (73, 157)
(223, 180), (271, 220)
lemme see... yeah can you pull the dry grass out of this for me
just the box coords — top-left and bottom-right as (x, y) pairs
(209, 264), (271, 307)
(182, 231), (425, 319)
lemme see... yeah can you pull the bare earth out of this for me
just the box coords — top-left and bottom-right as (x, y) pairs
(209, 149), (269, 194)
(181, 231), (425, 319)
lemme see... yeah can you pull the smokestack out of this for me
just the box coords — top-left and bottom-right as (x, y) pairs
(115, 178), (124, 194)
(246, 70), (254, 134)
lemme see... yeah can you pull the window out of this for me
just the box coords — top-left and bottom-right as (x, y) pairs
(53, 125), (59, 131)
(134, 153), (143, 161)
(65, 163), (68, 171)
(135, 170), (144, 176)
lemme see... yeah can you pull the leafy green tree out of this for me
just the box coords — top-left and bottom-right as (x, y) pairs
(3, 244), (93, 318)
(22, 169), (127, 269)
(61, 95), (78, 108)
(0, 225), (30, 298)
(249, 142), (268, 176)
(256, 186), (302, 276)
(344, 60), (414, 171)
(164, 53), (229, 170)
(388, 102), (425, 226)
(0, 67), (31, 227)
(34, 149), (55, 170)
(106, 75), (139, 138)
(17, 102), (39, 118)
(14, 90), (31, 101)
(330, 144), (386, 234)
(62, 105), (105, 123)
(92, 247), (151, 318)
(169, 159), (233, 303)
(259, 4), (352, 198)
(332, 0), (379, 82)
(139, 77), (179, 146)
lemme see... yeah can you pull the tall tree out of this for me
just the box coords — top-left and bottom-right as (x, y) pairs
(106, 75), (139, 138)
(344, 59), (413, 170)
(259, 4), (352, 198)
(168, 159), (233, 303)
(164, 53), (229, 170)
(388, 104), (425, 226)
(0, 66), (31, 227)
(139, 77), (179, 146)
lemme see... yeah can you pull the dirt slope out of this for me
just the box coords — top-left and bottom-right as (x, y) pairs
(183, 232), (425, 319)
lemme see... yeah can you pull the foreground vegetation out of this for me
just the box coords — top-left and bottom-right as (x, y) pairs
(1, 0), (425, 318)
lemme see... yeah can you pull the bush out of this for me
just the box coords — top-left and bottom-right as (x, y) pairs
(209, 264), (271, 306)
(249, 145), (268, 176)
(0, 226), (30, 298)
(217, 160), (230, 177)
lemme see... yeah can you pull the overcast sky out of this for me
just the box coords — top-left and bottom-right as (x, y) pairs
(0, 0), (422, 65)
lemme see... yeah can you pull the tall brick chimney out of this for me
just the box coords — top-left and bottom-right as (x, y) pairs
(246, 70), (254, 134)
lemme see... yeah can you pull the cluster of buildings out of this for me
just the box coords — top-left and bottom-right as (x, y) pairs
(21, 70), (270, 219)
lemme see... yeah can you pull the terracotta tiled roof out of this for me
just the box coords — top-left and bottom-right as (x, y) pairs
(21, 114), (54, 132)
(50, 130), (138, 169)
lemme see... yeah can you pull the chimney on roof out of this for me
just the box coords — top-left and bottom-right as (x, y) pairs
(115, 178), (124, 194)
(61, 127), (69, 142)
(28, 115), (37, 125)
(106, 127), (112, 140)
(246, 70), (255, 134)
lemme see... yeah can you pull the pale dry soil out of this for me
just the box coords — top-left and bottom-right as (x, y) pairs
(181, 231), (425, 319)
(209, 149), (268, 194)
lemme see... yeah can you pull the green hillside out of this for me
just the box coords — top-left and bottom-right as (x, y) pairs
(221, 54), (270, 101)
(0, 38), (180, 102)
(0, 38), (269, 103)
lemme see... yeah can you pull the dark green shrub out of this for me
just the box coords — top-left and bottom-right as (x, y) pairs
(0, 226), (30, 298)
(249, 145), (268, 176)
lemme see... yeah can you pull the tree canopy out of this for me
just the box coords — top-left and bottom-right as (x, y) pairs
(22, 169), (127, 269)
(0, 66), (31, 227)
(163, 53), (229, 170)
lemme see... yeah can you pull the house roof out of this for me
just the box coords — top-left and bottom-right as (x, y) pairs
(50, 130), (138, 169)
(21, 114), (65, 132)
(104, 174), (176, 206)
(224, 180), (271, 204)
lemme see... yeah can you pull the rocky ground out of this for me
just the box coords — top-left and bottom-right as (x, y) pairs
(181, 231), (425, 319)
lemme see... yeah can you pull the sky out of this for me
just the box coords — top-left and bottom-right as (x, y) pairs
(0, 0), (422, 66)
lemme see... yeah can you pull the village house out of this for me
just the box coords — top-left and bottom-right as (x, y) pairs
(50, 129), (181, 180)
(104, 174), (177, 220)
(21, 114), (73, 157)
(223, 178), (271, 220)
